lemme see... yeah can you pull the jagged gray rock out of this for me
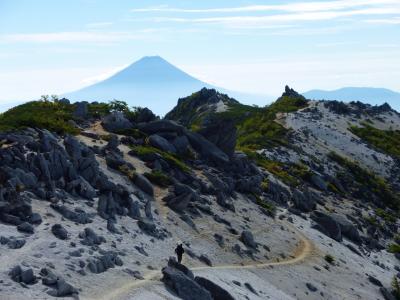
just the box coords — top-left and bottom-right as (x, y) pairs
(162, 266), (212, 300)
(195, 276), (235, 300)
(311, 211), (342, 242)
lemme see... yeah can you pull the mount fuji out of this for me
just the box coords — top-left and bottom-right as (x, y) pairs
(63, 56), (269, 116)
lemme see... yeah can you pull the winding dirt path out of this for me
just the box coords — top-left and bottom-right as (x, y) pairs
(97, 221), (316, 300)
(83, 121), (318, 300)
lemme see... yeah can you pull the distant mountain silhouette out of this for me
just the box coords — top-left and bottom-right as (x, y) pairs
(63, 56), (269, 115)
(303, 87), (400, 112)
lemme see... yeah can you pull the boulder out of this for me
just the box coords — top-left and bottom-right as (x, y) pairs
(17, 222), (34, 234)
(172, 136), (190, 154)
(185, 131), (229, 165)
(51, 224), (68, 240)
(148, 134), (177, 153)
(134, 107), (157, 123)
(51, 203), (92, 224)
(105, 134), (119, 150)
(79, 228), (105, 246)
(198, 117), (237, 157)
(199, 255), (212, 266)
(195, 276), (235, 300)
(331, 213), (361, 243)
(144, 200), (153, 220)
(311, 211), (342, 242)
(167, 257), (194, 279)
(240, 230), (257, 249)
(9, 266), (36, 284)
(20, 268), (36, 284)
(128, 198), (141, 219)
(138, 120), (185, 135)
(137, 218), (157, 235)
(9, 265), (22, 282)
(48, 279), (78, 297)
(29, 213), (42, 224)
(292, 189), (316, 212)
(164, 193), (192, 212)
(380, 287), (397, 300)
(162, 266), (212, 300)
(87, 251), (123, 274)
(65, 177), (96, 200)
(310, 174), (328, 191)
(105, 152), (126, 170)
(306, 282), (318, 292)
(235, 175), (263, 194)
(102, 111), (133, 132)
(368, 275), (383, 287)
(7, 239), (26, 249)
(134, 174), (154, 196)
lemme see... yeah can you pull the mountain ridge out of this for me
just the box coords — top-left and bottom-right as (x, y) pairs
(63, 56), (269, 116)
(303, 87), (400, 112)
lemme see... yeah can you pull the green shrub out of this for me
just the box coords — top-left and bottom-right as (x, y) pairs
(254, 195), (276, 217)
(118, 165), (137, 181)
(350, 123), (400, 159)
(144, 170), (172, 187)
(392, 276), (400, 300)
(364, 215), (384, 230)
(324, 254), (335, 264)
(88, 102), (110, 117)
(388, 243), (400, 254)
(113, 128), (147, 139)
(242, 150), (300, 187)
(130, 145), (190, 173)
(233, 95), (308, 150)
(375, 208), (397, 224)
(329, 151), (400, 210)
(261, 179), (269, 192)
(0, 100), (79, 134)
(327, 182), (341, 194)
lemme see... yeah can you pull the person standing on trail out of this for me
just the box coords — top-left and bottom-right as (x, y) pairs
(175, 243), (184, 263)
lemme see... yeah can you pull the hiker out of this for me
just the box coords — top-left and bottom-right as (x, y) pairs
(175, 243), (184, 263)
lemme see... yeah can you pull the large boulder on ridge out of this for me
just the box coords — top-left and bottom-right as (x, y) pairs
(162, 266), (212, 300)
(102, 111), (133, 132)
(185, 131), (229, 165)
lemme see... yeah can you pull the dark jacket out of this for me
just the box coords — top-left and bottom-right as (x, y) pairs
(175, 244), (184, 256)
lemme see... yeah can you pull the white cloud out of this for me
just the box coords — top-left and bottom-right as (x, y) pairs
(364, 17), (400, 24)
(150, 7), (400, 28)
(131, 0), (399, 13)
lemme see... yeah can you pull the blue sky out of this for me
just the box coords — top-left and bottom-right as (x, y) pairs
(0, 0), (399, 103)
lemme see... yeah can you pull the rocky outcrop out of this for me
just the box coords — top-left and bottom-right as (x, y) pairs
(311, 211), (342, 242)
(292, 189), (317, 212)
(165, 88), (239, 127)
(186, 131), (229, 164)
(330, 214), (361, 243)
(102, 111), (133, 132)
(148, 134), (177, 153)
(195, 277), (235, 300)
(162, 258), (212, 300)
(138, 120), (185, 135)
(198, 116), (237, 157)
(240, 230), (258, 249)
